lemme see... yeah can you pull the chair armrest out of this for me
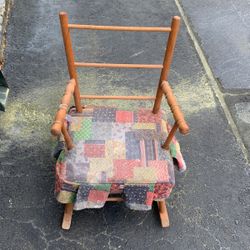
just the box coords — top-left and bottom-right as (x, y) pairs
(161, 80), (189, 135)
(51, 79), (76, 136)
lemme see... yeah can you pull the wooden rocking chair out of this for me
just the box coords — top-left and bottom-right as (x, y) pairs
(51, 12), (189, 230)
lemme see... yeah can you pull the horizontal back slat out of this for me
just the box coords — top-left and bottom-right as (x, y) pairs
(80, 95), (156, 100)
(68, 24), (171, 32)
(74, 62), (163, 69)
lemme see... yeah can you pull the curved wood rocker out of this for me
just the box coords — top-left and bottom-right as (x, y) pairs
(51, 12), (189, 230)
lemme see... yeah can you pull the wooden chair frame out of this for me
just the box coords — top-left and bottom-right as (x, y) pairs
(51, 12), (189, 230)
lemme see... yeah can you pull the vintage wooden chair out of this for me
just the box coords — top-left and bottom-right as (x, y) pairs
(51, 12), (189, 230)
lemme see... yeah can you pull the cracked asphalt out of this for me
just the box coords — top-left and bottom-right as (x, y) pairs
(0, 0), (250, 249)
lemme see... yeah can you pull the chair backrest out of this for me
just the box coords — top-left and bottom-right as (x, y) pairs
(59, 12), (181, 113)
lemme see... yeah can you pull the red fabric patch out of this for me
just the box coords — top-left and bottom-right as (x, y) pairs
(84, 144), (105, 158)
(153, 183), (173, 199)
(116, 111), (134, 123)
(110, 183), (124, 193)
(138, 109), (162, 123)
(145, 192), (154, 205)
(55, 170), (62, 193)
(88, 190), (109, 202)
(112, 159), (141, 181)
(147, 160), (169, 182)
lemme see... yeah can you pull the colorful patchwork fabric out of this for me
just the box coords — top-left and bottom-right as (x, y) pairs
(55, 106), (187, 210)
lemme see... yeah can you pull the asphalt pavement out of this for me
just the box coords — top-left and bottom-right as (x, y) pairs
(178, 0), (250, 158)
(0, 0), (249, 249)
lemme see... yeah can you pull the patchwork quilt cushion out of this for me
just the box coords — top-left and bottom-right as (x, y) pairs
(55, 106), (186, 210)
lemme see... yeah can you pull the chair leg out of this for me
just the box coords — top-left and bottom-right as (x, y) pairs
(157, 200), (170, 228)
(62, 203), (74, 230)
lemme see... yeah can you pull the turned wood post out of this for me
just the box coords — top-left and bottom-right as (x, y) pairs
(59, 12), (82, 113)
(153, 16), (181, 114)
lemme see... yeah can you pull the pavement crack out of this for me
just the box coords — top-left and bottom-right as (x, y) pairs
(51, 232), (86, 249)
(3, 218), (49, 249)
(230, 0), (250, 28)
(129, 50), (144, 58)
(136, 212), (149, 226)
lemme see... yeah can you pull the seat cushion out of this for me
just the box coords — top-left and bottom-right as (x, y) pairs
(55, 106), (186, 210)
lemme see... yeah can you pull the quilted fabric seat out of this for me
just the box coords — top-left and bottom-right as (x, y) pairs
(56, 106), (186, 210)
